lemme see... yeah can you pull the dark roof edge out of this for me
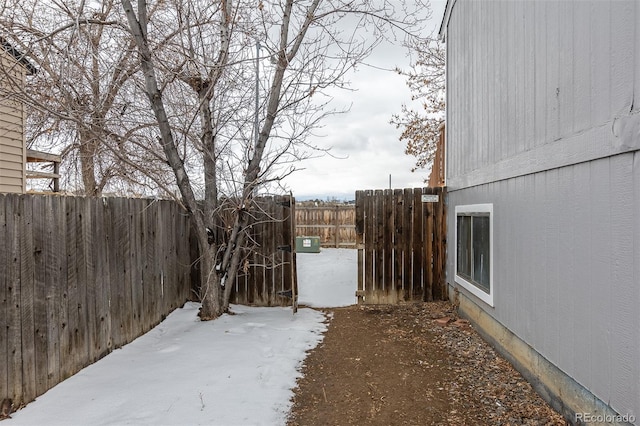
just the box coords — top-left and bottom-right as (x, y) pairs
(1, 37), (37, 75)
(438, 0), (457, 42)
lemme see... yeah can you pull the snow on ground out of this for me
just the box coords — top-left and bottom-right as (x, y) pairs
(6, 248), (356, 426)
(297, 248), (357, 308)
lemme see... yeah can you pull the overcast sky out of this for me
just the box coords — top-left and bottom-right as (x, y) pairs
(281, 0), (447, 201)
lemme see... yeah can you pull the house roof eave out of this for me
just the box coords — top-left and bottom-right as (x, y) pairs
(438, 0), (457, 42)
(0, 37), (37, 75)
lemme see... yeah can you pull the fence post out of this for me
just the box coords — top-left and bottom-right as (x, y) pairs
(333, 205), (338, 248)
(355, 191), (365, 304)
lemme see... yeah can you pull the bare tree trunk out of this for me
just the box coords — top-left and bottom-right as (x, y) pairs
(78, 122), (108, 196)
(198, 243), (223, 320)
(78, 131), (99, 196)
(221, 210), (249, 310)
(121, 0), (222, 318)
(190, 0), (232, 318)
(197, 84), (222, 318)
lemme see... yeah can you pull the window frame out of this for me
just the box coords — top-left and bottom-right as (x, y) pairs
(454, 204), (494, 307)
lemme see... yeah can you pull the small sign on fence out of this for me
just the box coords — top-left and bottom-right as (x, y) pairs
(421, 194), (439, 203)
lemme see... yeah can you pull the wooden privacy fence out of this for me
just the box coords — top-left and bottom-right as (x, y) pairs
(295, 204), (356, 248)
(190, 195), (297, 307)
(355, 187), (447, 304)
(0, 194), (192, 406)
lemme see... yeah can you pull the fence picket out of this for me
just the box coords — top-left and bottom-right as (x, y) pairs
(355, 191), (365, 303)
(393, 189), (404, 299)
(425, 191), (435, 302)
(381, 190), (392, 300)
(19, 195), (37, 403)
(31, 196), (48, 396)
(75, 197), (89, 373)
(402, 189), (413, 300)
(412, 189), (424, 301)
(364, 191), (375, 300)
(7, 194), (23, 402)
(62, 196), (78, 381)
(45, 195), (61, 390)
(265, 197), (276, 305)
(0, 195), (7, 400)
(92, 198), (110, 360)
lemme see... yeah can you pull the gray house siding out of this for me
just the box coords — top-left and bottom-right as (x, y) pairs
(442, 0), (639, 421)
(447, 154), (639, 418)
(445, 0), (639, 190)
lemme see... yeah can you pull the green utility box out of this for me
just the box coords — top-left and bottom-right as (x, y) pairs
(296, 236), (321, 253)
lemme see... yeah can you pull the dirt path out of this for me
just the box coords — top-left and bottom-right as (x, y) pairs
(287, 302), (566, 425)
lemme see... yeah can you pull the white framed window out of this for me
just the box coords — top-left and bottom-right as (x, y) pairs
(455, 204), (494, 307)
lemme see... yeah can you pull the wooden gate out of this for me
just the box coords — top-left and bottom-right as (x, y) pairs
(191, 195), (297, 308)
(355, 187), (447, 304)
(231, 195), (297, 307)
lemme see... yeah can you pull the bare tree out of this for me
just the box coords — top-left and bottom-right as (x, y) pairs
(0, 0), (175, 195)
(2, 0), (432, 319)
(118, 0), (432, 319)
(391, 35), (445, 178)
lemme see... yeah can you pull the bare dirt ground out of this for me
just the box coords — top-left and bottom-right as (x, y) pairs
(287, 302), (567, 426)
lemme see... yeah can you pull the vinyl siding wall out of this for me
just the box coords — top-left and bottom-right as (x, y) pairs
(0, 49), (26, 194)
(444, 0), (639, 419)
(446, 0), (639, 190)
